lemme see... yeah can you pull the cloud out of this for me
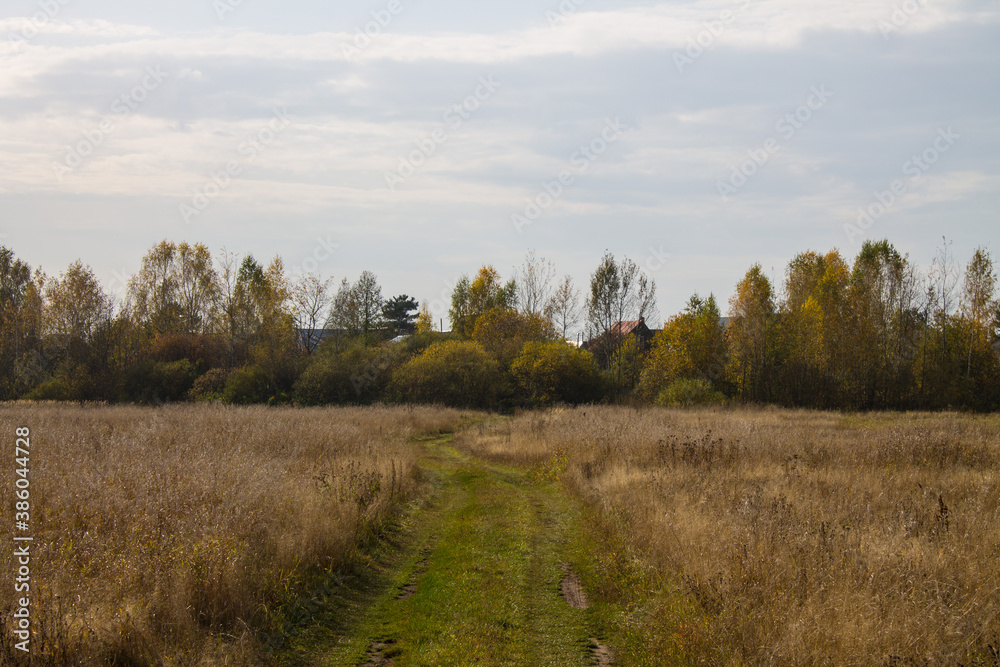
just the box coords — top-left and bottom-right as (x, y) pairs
(1, 0), (996, 317)
(1, 1), (989, 77)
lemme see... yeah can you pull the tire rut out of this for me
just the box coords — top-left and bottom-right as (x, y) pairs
(357, 639), (397, 667)
(560, 563), (615, 665)
(395, 535), (438, 600)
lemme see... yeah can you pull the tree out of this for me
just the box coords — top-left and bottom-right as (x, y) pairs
(37, 260), (117, 400)
(449, 266), (516, 338)
(639, 293), (726, 400)
(777, 251), (849, 406)
(174, 242), (218, 334)
(726, 264), (775, 403)
(328, 272), (384, 343)
(547, 274), (580, 341)
(292, 272), (334, 354)
(0, 247), (43, 399)
(585, 252), (657, 373)
(609, 333), (644, 391)
(229, 255), (296, 380)
(472, 307), (557, 368)
(847, 240), (920, 408)
(330, 277), (362, 338)
(0, 246), (33, 315)
(415, 303), (435, 334)
(128, 241), (217, 334)
(214, 248), (241, 367)
(128, 240), (176, 333)
(960, 248), (997, 376)
(390, 340), (500, 408)
(510, 341), (603, 405)
(448, 276), (471, 336)
(45, 260), (112, 342)
(811, 251), (853, 403)
(956, 248), (1000, 409)
(515, 250), (555, 316)
(355, 270), (384, 339)
(383, 294), (418, 336)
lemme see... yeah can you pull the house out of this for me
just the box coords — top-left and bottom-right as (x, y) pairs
(297, 328), (338, 352)
(583, 317), (659, 356)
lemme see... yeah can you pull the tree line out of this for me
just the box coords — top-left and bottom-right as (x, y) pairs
(0, 239), (996, 411)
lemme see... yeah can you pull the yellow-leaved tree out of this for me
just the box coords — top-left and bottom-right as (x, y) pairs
(638, 293), (726, 400)
(726, 264), (776, 403)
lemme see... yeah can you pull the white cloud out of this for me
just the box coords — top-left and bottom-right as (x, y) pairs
(0, 0), (983, 79)
(2, 0), (996, 317)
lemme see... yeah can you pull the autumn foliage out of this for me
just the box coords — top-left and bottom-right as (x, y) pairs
(1, 239), (997, 411)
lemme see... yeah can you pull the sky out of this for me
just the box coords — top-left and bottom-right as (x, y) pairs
(1, 0), (998, 330)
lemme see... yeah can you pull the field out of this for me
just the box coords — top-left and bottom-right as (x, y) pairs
(2, 404), (999, 665)
(0, 404), (467, 664)
(457, 407), (1000, 665)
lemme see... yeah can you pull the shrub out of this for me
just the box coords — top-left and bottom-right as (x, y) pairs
(294, 344), (406, 406)
(125, 359), (200, 404)
(391, 340), (500, 408)
(655, 378), (726, 407)
(472, 308), (556, 367)
(23, 377), (76, 401)
(510, 341), (604, 405)
(188, 368), (232, 402)
(148, 333), (225, 369)
(223, 365), (274, 405)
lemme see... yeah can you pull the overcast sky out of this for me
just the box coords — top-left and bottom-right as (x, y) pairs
(1, 0), (997, 328)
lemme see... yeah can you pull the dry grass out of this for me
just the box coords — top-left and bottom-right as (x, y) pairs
(456, 406), (1000, 665)
(0, 403), (467, 665)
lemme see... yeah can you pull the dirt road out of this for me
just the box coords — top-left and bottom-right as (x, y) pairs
(281, 434), (616, 666)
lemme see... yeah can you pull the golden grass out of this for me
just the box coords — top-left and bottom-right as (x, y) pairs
(455, 407), (1000, 665)
(0, 403), (467, 664)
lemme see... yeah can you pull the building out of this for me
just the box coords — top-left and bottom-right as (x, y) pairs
(582, 317), (659, 357)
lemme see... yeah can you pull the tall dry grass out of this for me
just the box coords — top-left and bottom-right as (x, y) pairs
(456, 407), (1000, 665)
(0, 403), (466, 665)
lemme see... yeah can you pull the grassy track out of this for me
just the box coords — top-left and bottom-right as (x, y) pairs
(280, 433), (666, 666)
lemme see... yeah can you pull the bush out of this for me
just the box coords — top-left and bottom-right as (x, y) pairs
(188, 368), (232, 402)
(655, 378), (726, 407)
(23, 377), (76, 401)
(510, 341), (604, 405)
(125, 360), (200, 404)
(294, 344), (406, 406)
(222, 365), (274, 405)
(472, 308), (556, 367)
(148, 333), (225, 369)
(391, 340), (500, 408)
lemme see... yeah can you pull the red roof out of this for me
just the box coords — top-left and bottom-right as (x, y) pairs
(607, 318), (646, 337)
